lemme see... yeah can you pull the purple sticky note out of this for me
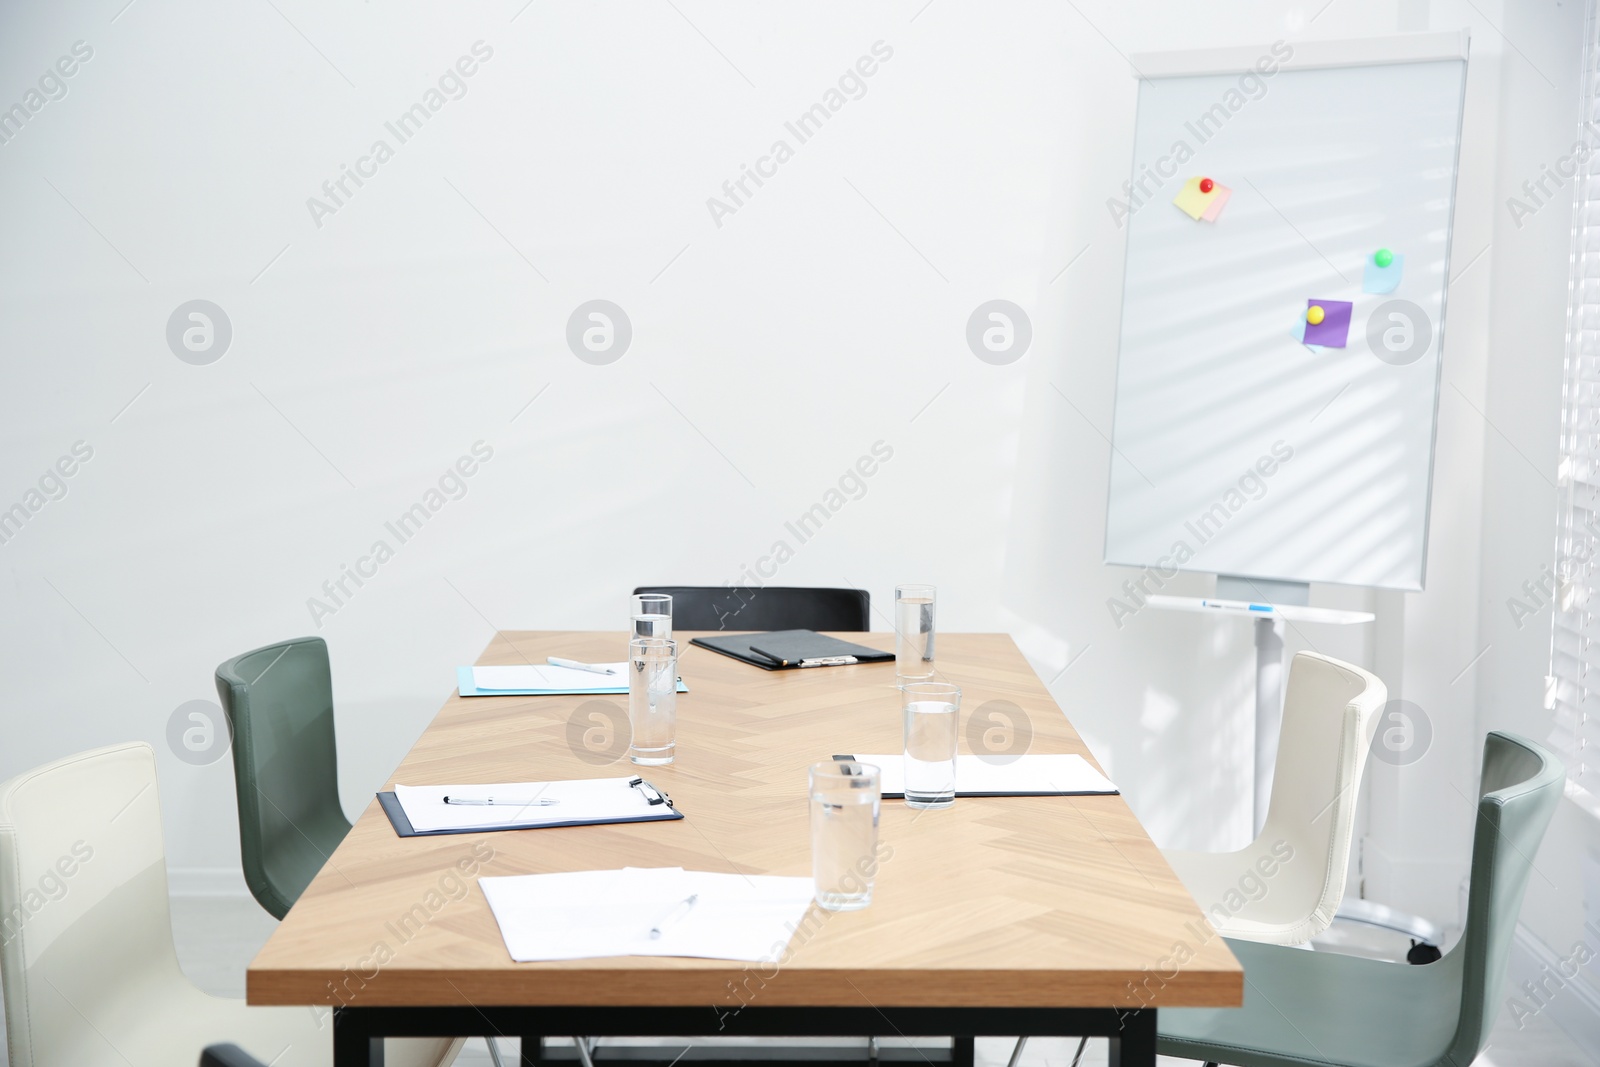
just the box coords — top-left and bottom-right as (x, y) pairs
(1303, 300), (1353, 347)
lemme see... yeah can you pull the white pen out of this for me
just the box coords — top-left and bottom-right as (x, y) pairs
(649, 893), (699, 939)
(548, 657), (617, 676)
(442, 796), (560, 806)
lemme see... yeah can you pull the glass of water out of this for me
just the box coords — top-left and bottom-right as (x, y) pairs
(901, 681), (960, 809)
(808, 760), (881, 912)
(895, 584), (936, 682)
(632, 593), (673, 640)
(628, 637), (677, 765)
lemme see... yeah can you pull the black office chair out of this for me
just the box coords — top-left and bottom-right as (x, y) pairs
(632, 585), (870, 631)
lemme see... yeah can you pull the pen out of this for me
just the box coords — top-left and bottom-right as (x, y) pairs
(549, 657), (617, 675)
(750, 647), (858, 668)
(442, 797), (561, 806)
(649, 893), (699, 939)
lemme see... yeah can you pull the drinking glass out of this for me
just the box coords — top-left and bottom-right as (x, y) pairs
(895, 584), (936, 681)
(808, 760), (881, 911)
(628, 637), (677, 765)
(631, 593), (672, 640)
(901, 681), (960, 809)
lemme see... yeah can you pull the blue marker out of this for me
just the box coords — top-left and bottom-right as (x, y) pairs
(1201, 599), (1276, 613)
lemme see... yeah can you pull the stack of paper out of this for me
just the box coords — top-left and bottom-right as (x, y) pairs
(479, 867), (815, 962)
(849, 753), (1118, 797)
(457, 663), (690, 697)
(393, 777), (674, 833)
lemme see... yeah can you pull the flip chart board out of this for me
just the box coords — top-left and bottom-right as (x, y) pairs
(1103, 33), (1468, 591)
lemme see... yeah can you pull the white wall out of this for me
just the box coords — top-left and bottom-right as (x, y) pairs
(0, 0), (1547, 926)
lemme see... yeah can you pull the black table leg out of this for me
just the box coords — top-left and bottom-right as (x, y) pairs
(520, 1036), (544, 1067)
(951, 1037), (975, 1067)
(332, 1008), (383, 1067)
(1106, 1010), (1156, 1067)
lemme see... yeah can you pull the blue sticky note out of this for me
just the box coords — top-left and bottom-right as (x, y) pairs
(1363, 253), (1404, 294)
(1290, 310), (1325, 353)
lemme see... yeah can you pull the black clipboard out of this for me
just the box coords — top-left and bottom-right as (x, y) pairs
(377, 777), (685, 837)
(690, 629), (894, 671)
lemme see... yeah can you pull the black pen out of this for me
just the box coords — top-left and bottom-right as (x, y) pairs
(748, 645), (788, 666)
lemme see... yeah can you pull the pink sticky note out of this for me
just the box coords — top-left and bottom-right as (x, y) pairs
(1200, 185), (1232, 222)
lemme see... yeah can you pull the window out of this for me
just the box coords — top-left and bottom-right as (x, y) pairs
(1549, 4), (1600, 809)
(1548, 0), (1600, 806)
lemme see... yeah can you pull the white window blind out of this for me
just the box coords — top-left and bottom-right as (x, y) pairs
(1542, 4), (1600, 806)
(1550, 2), (1600, 807)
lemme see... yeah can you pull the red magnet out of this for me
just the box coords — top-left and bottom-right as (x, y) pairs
(1199, 177), (1215, 194)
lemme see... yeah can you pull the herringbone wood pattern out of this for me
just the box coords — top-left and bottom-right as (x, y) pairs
(247, 632), (1242, 1010)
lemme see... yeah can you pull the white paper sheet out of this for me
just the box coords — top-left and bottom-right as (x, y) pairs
(473, 663), (627, 692)
(853, 753), (1118, 796)
(394, 777), (667, 833)
(479, 867), (816, 962)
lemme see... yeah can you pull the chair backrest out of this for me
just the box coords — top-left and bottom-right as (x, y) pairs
(215, 636), (351, 920)
(632, 586), (871, 631)
(0, 742), (185, 1067)
(1259, 651), (1386, 937)
(202, 1043), (267, 1067)
(1442, 731), (1563, 1066)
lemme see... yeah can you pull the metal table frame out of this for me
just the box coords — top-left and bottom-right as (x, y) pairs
(330, 1006), (1157, 1067)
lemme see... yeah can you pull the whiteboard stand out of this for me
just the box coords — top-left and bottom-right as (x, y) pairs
(1103, 33), (1466, 959)
(1143, 576), (1374, 835)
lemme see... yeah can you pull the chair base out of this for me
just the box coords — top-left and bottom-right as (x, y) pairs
(1332, 898), (1443, 954)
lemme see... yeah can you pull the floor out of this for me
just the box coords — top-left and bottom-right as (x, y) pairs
(1475, 997), (1596, 1067)
(0, 895), (1590, 1067)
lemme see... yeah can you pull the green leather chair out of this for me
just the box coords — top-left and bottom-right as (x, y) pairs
(1158, 730), (1563, 1067)
(215, 636), (351, 920)
(216, 637), (490, 1067)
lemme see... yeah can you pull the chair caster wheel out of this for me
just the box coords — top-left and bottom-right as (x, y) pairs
(1407, 938), (1442, 964)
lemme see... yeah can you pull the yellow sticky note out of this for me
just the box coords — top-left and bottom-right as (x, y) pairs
(1173, 177), (1220, 221)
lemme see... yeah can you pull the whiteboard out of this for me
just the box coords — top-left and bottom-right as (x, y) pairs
(1103, 39), (1467, 592)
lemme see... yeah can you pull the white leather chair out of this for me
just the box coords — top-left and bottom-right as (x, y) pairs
(0, 741), (463, 1067)
(1006, 652), (1387, 1067)
(1162, 650), (1387, 945)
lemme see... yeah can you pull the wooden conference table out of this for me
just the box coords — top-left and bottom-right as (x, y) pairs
(248, 632), (1242, 1067)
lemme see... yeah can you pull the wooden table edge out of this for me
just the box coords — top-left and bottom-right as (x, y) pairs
(247, 967), (1242, 1009)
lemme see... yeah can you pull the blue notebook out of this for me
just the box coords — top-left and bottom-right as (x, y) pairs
(457, 664), (690, 697)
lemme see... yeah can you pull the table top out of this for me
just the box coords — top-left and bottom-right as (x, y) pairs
(247, 631), (1242, 1010)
